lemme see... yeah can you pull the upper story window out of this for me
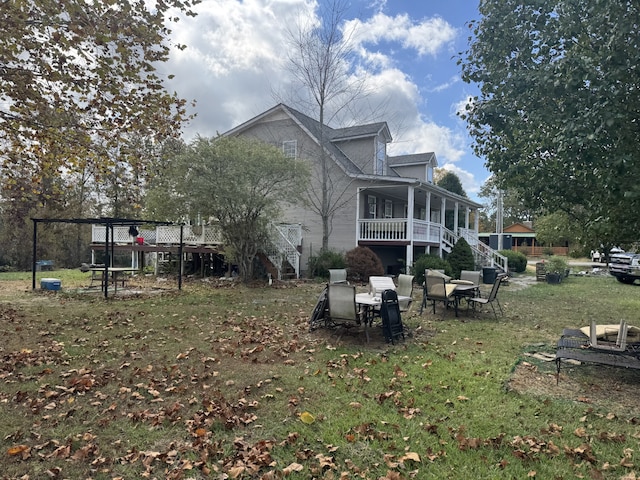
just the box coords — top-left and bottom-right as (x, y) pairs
(282, 140), (297, 159)
(375, 139), (386, 175)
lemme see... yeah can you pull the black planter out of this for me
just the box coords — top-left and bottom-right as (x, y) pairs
(546, 273), (562, 284)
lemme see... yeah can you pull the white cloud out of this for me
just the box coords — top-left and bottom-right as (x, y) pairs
(345, 12), (457, 57)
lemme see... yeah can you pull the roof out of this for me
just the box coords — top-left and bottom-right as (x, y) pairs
(504, 222), (535, 233)
(222, 103), (482, 208)
(388, 152), (437, 167)
(331, 123), (391, 142)
(31, 217), (176, 226)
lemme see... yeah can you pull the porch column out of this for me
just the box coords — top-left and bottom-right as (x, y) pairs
(454, 201), (459, 234)
(474, 208), (479, 233)
(465, 206), (470, 230)
(439, 197), (446, 257)
(406, 186), (415, 269)
(355, 187), (362, 243)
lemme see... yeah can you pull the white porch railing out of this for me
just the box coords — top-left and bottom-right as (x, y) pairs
(91, 224), (223, 245)
(156, 225), (223, 244)
(358, 219), (408, 240)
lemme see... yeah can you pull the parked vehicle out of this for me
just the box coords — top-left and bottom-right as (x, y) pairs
(608, 251), (640, 284)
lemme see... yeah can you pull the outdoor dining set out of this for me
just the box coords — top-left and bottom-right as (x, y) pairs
(308, 267), (506, 343)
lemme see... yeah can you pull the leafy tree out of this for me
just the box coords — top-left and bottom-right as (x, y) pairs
(0, 0), (195, 197)
(0, 0), (197, 268)
(534, 211), (578, 248)
(178, 136), (309, 282)
(478, 176), (533, 231)
(459, 0), (640, 245)
(436, 170), (467, 197)
(446, 238), (475, 279)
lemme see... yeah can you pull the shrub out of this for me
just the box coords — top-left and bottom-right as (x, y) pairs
(411, 254), (452, 286)
(446, 238), (475, 279)
(345, 247), (384, 282)
(498, 250), (528, 273)
(545, 256), (568, 275)
(307, 250), (345, 279)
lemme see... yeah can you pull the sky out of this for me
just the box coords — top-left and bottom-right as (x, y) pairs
(162, 0), (487, 201)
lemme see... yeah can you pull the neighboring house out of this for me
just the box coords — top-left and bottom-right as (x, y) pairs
(479, 222), (569, 257)
(224, 103), (505, 277)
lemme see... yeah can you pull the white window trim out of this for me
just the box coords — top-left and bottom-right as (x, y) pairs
(282, 140), (297, 159)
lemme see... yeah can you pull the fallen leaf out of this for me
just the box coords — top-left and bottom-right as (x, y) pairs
(283, 462), (304, 475)
(300, 411), (315, 424)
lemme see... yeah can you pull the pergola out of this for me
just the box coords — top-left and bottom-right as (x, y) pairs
(31, 217), (185, 298)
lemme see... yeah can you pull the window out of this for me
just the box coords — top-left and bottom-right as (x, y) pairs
(282, 140), (297, 159)
(368, 195), (377, 218)
(375, 139), (386, 175)
(384, 199), (393, 218)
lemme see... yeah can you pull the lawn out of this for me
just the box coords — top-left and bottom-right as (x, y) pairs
(1, 268), (639, 479)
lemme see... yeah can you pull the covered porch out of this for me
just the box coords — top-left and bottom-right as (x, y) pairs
(355, 183), (481, 269)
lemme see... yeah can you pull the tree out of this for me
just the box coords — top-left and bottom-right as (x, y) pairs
(286, 0), (367, 251)
(459, 0), (640, 245)
(478, 176), (533, 232)
(446, 237), (475, 279)
(534, 211), (579, 248)
(0, 0), (196, 197)
(178, 136), (309, 282)
(435, 170), (467, 197)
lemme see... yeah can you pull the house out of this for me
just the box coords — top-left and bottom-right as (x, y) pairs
(224, 103), (505, 277)
(479, 222), (568, 257)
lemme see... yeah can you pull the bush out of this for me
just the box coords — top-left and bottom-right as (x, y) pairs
(446, 238), (475, 279)
(498, 250), (528, 273)
(345, 247), (384, 282)
(411, 254), (452, 286)
(307, 250), (346, 279)
(544, 256), (568, 275)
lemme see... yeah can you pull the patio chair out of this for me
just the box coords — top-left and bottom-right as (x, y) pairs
(459, 270), (481, 286)
(420, 274), (457, 316)
(395, 273), (414, 312)
(468, 274), (504, 320)
(329, 268), (348, 284)
(327, 283), (368, 341)
(380, 289), (405, 344)
(369, 275), (396, 297)
(327, 283), (361, 326)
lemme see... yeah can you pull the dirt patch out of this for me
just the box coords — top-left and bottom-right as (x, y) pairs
(506, 357), (640, 417)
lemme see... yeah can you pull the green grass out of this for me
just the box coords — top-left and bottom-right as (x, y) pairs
(1, 270), (639, 479)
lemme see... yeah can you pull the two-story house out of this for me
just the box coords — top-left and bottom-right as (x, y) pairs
(224, 103), (500, 277)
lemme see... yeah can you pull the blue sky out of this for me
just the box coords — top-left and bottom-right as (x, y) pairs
(164, 0), (487, 200)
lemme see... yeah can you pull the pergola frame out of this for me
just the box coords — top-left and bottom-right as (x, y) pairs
(31, 217), (184, 298)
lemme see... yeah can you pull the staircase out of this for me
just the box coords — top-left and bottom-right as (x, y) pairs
(260, 223), (302, 280)
(443, 228), (508, 273)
